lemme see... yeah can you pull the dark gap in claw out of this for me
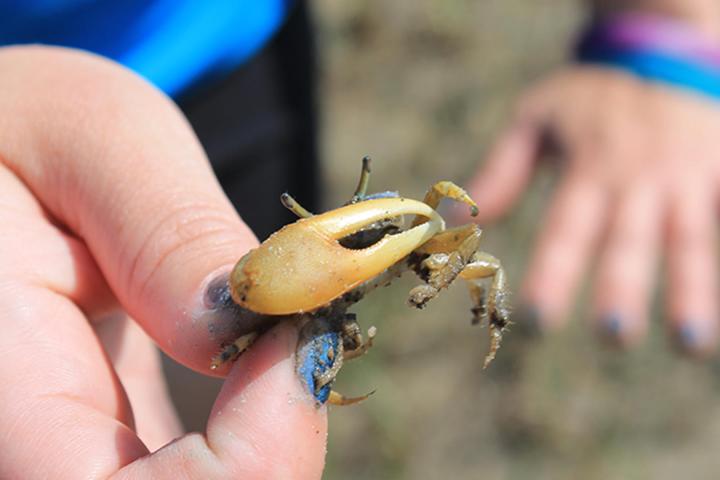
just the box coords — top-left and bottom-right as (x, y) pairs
(338, 223), (401, 249)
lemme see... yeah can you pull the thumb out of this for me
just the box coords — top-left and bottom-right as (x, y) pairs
(0, 45), (258, 373)
(114, 322), (328, 479)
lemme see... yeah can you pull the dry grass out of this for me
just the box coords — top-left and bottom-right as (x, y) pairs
(314, 1), (720, 479)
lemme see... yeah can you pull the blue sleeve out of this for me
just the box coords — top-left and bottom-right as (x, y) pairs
(0, 0), (293, 97)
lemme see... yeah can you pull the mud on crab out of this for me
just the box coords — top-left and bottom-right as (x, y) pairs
(211, 158), (511, 405)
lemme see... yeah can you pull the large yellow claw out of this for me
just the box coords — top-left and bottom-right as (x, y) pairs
(230, 198), (444, 315)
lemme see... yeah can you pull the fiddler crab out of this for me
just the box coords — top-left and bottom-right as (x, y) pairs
(210, 157), (511, 406)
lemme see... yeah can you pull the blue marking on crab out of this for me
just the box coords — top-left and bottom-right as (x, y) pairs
(361, 190), (400, 200)
(297, 330), (341, 403)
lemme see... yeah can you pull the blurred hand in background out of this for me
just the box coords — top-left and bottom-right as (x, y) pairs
(467, 0), (720, 355)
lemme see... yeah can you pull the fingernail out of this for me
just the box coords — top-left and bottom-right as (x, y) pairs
(677, 324), (699, 350)
(597, 312), (623, 344)
(672, 322), (712, 356)
(199, 271), (278, 346)
(204, 271), (237, 311)
(296, 321), (340, 405)
(202, 272), (246, 342)
(512, 303), (543, 338)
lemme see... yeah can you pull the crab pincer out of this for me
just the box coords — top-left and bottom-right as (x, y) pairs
(229, 197), (445, 315)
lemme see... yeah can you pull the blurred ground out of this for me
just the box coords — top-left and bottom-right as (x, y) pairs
(311, 1), (720, 479)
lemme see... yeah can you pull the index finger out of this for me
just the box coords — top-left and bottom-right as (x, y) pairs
(0, 45), (258, 374)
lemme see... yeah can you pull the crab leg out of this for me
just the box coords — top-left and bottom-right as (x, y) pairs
(408, 224), (483, 308)
(310, 333), (374, 406)
(460, 252), (511, 368)
(328, 389), (375, 406)
(412, 181), (478, 227)
(210, 332), (259, 370)
(343, 326), (377, 361)
(407, 223), (510, 368)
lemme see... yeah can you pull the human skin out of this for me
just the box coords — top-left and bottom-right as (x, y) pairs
(467, 0), (720, 354)
(0, 45), (326, 479)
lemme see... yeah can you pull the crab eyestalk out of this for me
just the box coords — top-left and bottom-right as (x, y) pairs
(350, 156), (372, 203)
(229, 198), (445, 315)
(281, 192), (314, 218)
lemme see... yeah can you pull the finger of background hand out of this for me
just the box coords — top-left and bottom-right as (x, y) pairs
(466, 124), (540, 221)
(521, 173), (608, 329)
(114, 322), (327, 480)
(665, 184), (719, 355)
(466, 88), (551, 222)
(0, 46), (257, 373)
(591, 183), (662, 346)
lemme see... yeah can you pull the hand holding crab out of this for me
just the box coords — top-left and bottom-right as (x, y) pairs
(212, 158), (511, 404)
(0, 46), (327, 479)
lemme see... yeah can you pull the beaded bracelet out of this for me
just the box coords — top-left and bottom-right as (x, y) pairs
(576, 13), (720, 99)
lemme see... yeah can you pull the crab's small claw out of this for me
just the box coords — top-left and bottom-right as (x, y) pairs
(328, 389), (375, 406)
(230, 198), (445, 315)
(210, 332), (259, 370)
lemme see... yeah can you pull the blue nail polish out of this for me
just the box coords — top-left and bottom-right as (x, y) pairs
(296, 329), (340, 404)
(598, 312), (623, 340)
(676, 323), (700, 351)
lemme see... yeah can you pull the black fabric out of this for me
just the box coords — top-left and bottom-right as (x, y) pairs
(179, 0), (320, 240)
